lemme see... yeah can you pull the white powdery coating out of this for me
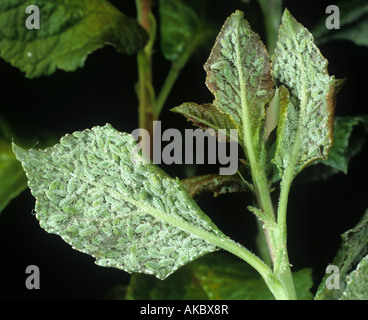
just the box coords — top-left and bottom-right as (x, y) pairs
(13, 124), (222, 279)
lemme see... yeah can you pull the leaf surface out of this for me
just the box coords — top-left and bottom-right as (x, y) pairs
(0, 0), (148, 78)
(13, 124), (228, 279)
(272, 10), (342, 179)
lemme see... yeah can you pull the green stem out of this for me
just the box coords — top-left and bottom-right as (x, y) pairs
(136, 0), (155, 155)
(275, 173), (297, 299)
(154, 29), (207, 119)
(154, 62), (183, 119)
(258, 0), (283, 54)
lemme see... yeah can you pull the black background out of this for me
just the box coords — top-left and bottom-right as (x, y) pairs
(1, 0), (368, 299)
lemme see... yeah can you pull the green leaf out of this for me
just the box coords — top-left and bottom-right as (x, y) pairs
(0, 0), (148, 78)
(272, 10), (342, 180)
(0, 139), (27, 213)
(313, 0), (368, 47)
(124, 266), (208, 300)
(123, 253), (313, 300)
(341, 254), (368, 300)
(171, 102), (240, 145)
(12, 124), (232, 280)
(315, 209), (368, 300)
(181, 170), (248, 199)
(159, 0), (212, 63)
(314, 115), (368, 174)
(279, 115), (368, 184)
(174, 10), (274, 161)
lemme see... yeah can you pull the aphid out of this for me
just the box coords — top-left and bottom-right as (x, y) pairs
(97, 258), (117, 267)
(62, 206), (78, 215)
(96, 136), (105, 150)
(49, 179), (60, 191)
(148, 249), (161, 259)
(129, 252), (138, 267)
(160, 247), (175, 256)
(60, 136), (72, 148)
(102, 176), (115, 187)
(59, 195), (76, 207)
(211, 59), (228, 70)
(67, 177), (77, 194)
(135, 223), (150, 234)
(66, 224), (79, 235)
(116, 181), (129, 194)
(80, 226), (97, 237)
(220, 48), (232, 60)
(83, 167), (95, 181)
(256, 90), (268, 98)
(44, 190), (59, 203)
(152, 198), (165, 212)
(159, 258), (175, 268)
(98, 160), (114, 169)
(92, 197), (103, 208)
(145, 262), (160, 271)
(105, 250), (119, 259)
(126, 224), (134, 240)
(253, 57), (265, 67)
(73, 131), (84, 139)
(48, 213), (68, 223)
(84, 244), (98, 253)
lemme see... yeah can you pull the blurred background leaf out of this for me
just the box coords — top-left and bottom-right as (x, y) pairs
(0, 139), (27, 214)
(0, 117), (57, 214)
(313, 0), (368, 47)
(159, 0), (215, 63)
(117, 252), (313, 300)
(0, 0), (148, 78)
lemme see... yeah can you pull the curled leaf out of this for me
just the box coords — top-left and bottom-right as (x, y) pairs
(181, 171), (248, 199)
(272, 9), (343, 179)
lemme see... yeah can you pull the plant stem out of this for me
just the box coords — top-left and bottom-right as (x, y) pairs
(154, 29), (208, 119)
(136, 0), (155, 155)
(154, 62), (182, 119)
(258, 0), (283, 54)
(257, 0), (297, 299)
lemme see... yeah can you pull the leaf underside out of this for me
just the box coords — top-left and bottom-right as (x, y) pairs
(272, 9), (342, 179)
(13, 124), (226, 279)
(0, 0), (148, 78)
